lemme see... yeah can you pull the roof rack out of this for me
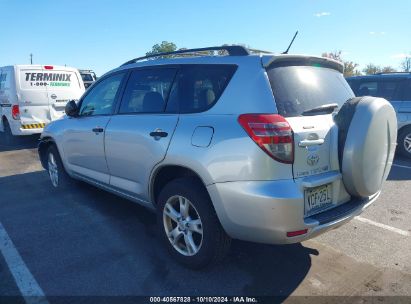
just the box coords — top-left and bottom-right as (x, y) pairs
(248, 48), (273, 54)
(121, 45), (250, 66)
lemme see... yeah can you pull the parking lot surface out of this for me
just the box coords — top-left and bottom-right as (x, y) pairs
(0, 135), (410, 302)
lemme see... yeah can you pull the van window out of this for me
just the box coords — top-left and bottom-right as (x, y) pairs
(79, 73), (125, 116)
(266, 65), (354, 117)
(167, 65), (237, 113)
(19, 69), (82, 90)
(119, 68), (177, 114)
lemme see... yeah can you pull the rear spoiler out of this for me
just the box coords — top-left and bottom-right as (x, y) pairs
(262, 54), (344, 74)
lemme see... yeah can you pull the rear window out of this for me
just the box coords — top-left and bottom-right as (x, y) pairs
(81, 74), (95, 81)
(166, 64), (237, 113)
(19, 69), (82, 90)
(266, 66), (354, 117)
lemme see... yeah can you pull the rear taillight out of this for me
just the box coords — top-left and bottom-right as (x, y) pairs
(238, 114), (294, 164)
(12, 105), (20, 120)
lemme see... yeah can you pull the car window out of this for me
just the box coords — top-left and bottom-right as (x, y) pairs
(403, 80), (411, 101)
(353, 79), (403, 101)
(379, 81), (402, 100)
(0, 70), (6, 90)
(81, 74), (94, 81)
(266, 66), (354, 117)
(167, 65), (237, 113)
(79, 73), (125, 116)
(119, 68), (177, 114)
(357, 82), (377, 97)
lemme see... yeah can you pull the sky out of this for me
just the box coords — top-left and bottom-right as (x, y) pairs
(0, 0), (410, 76)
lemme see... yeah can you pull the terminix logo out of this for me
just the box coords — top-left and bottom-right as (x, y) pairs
(25, 73), (71, 82)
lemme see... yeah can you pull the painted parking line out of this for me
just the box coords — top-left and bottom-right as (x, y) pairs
(0, 222), (48, 304)
(392, 163), (411, 170)
(355, 216), (410, 237)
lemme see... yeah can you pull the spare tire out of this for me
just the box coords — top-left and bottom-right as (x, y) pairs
(334, 96), (397, 198)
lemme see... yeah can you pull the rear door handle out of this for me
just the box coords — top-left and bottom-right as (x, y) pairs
(92, 127), (104, 133)
(150, 129), (168, 139)
(298, 139), (324, 147)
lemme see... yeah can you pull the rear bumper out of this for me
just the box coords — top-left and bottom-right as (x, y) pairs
(7, 120), (44, 135)
(15, 126), (44, 135)
(207, 178), (380, 244)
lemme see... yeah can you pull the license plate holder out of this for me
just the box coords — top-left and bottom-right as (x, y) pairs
(304, 183), (334, 217)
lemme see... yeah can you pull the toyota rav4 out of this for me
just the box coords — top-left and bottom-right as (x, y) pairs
(38, 46), (397, 269)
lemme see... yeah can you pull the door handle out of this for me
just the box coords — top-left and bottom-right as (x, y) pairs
(298, 139), (324, 147)
(92, 127), (104, 133)
(150, 129), (168, 139)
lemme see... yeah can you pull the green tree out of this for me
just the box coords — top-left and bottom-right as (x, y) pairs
(363, 63), (381, 75)
(146, 41), (178, 58)
(322, 51), (360, 77)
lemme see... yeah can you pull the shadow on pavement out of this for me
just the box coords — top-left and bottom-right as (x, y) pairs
(0, 171), (315, 298)
(387, 154), (411, 181)
(0, 134), (40, 152)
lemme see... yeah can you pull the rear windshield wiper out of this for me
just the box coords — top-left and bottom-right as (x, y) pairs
(301, 103), (339, 116)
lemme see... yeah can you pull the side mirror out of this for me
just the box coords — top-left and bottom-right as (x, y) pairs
(65, 100), (78, 117)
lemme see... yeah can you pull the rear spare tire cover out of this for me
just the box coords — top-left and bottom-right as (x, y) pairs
(336, 97), (397, 198)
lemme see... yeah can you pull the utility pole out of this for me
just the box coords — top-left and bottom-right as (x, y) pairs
(30, 53), (33, 64)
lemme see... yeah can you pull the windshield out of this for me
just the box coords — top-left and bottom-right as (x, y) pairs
(266, 66), (354, 117)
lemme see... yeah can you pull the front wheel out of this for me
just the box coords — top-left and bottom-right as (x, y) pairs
(46, 145), (73, 189)
(398, 126), (411, 159)
(157, 178), (231, 269)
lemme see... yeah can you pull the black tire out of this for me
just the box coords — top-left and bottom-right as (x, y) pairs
(46, 144), (73, 189)
(1, 119), (17, 146)
(157, 177), (231, 269)
(398, 126), (411, 159)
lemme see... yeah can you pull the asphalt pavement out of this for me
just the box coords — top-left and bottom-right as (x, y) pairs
(0, 135), (410, 303)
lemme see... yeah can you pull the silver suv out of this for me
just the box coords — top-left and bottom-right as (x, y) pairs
(38, 46), (397, 269)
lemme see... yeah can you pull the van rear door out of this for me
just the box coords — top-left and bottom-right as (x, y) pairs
(18, 65), (50, 127)
(42, 66), (85, 121)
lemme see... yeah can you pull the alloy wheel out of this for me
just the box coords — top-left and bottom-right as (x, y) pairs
(48, 153), (59, 187)
(163, 195), (203, 256)
(404, 133), (411, 154)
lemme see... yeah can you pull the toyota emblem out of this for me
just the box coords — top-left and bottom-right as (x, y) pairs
(307, 154), (319, 166)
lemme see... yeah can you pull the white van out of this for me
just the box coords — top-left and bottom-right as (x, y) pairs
(0, 65), (85, 138)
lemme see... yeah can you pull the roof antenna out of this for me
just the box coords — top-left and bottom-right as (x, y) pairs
(282, 31), (298, 54)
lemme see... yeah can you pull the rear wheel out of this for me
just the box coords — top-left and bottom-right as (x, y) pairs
(398, 126), (411, 159)
(46, 145), (73, 189)
(157, 178), (231, 269)
(1, 119), (17, 146)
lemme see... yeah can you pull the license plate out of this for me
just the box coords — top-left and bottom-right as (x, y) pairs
(304, 184), (333, 217)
